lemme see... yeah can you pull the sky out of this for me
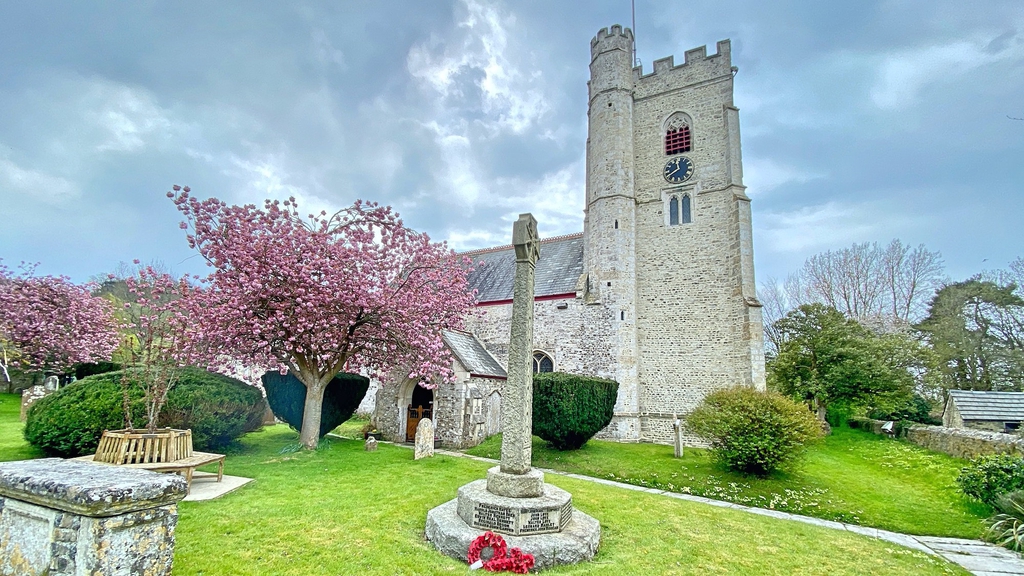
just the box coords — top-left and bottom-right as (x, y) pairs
(0, 0), (1021, 287)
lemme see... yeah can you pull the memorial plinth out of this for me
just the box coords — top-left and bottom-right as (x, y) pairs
(0, 458), (187, 576)
(425, 214), (600, 570)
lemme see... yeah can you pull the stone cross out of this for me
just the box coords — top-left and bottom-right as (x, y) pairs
(501, 213), (540, 475)
(414, 417), (435, 460)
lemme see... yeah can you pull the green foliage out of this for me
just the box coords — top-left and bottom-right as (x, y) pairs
(532, 372), (618, 450)
(73, 361), (122, 380)
(868, 394), (942, 425)
(260, 371), (369, 440)
(957, 454), (1024, 506)
(687, 387), (824, 476)
(986, 492), (1024, 551)
(24, 368), (265, 456)
(917, 279), (1024, 392)
(769, 303), (922, 421)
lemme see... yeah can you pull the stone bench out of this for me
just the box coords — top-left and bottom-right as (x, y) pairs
(0, 458), (188, 576)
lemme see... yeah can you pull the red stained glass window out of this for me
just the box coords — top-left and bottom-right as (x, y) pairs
(665, 126), (691, 155)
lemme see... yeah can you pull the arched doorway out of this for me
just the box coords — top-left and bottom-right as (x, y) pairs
(406, 383), (434, 442)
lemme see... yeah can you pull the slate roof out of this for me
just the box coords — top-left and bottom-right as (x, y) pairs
(442, 330), (507, 379)
(947, 390), (1024, 421)
(463, 233), (584, 303)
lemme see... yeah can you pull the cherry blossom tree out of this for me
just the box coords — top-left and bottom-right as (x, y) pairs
(169, 186), (477, 449)
(117, 264), (199, 431)
(0, 261), (119, 386)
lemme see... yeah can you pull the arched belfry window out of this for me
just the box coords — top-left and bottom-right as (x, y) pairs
(669, 196), (679, 225)
(532, 351), (553, 373)
(664, 112), (693, 155)
(681, 194), (692, 224)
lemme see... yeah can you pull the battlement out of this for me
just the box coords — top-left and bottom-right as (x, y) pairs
(591, 25), (634, 59)
(633, 39), (732, 85)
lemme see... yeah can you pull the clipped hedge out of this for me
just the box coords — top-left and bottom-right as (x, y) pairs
(532, 372), (618, 450)
(687, 387), (823, 476)
(261, 371), (369, 440)
(24, 367), (266, 457)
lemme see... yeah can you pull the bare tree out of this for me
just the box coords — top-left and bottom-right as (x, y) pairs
(757, 277), (788, 357)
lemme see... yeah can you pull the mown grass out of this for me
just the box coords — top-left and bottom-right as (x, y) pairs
(0, 393), (43, 462)
(466, 427), (990, 539)
(0, 398), (968, 574)
(172, 425), (966, 575)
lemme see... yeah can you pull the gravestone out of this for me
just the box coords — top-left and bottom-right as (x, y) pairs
(414, 418), (434, 460)
(0, 458), (187, 576)
(673, 414), (684, 458)
(43, 375), (60, 391)
(365, 437), (378, 452)
(425, 214), (600, 569)
(20, 385), (49, 421)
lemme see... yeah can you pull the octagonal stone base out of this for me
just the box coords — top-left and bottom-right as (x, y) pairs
(457, 479), (570, 535)
(426, 498), (600, 570)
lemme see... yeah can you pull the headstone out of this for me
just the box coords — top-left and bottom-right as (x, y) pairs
(20, 385), (50, 422)
(415, 418), (434, 460)
(43, 375), (60, 392)
(0, 458), (187, 576)
(365, 437), (378, 452)
(672, 414), (684, 458)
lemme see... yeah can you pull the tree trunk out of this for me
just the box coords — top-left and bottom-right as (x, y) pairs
(814, 396), (827, 422)
(299, 381), (327, 450)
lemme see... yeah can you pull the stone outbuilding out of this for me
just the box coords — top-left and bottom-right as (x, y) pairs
(943, 390), (1024, 434)
(375, 330), (506, 449)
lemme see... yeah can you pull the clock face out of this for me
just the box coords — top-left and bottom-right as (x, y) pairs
(663, 156), (694, 184)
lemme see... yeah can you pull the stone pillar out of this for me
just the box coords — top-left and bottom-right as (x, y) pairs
(500, 213), (540, 476)
(0, 458), (188, 576)
(672, 414), (684, 458)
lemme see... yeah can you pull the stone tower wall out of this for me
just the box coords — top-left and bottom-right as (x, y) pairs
(584, 25), (641, 440)
(629, 40), (766, 442)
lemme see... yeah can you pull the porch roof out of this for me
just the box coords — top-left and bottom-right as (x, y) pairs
(442, 330), (506, 379)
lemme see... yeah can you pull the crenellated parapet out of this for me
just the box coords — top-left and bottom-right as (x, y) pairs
(633, 39), (734, 100)
(590, 24), (634, 59)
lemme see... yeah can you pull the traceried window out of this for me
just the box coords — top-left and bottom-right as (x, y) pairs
(664, 112), (693, 155)
(532, 351), (553, 373)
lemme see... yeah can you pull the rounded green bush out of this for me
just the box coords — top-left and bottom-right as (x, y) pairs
(532, 372), (618, 450)
(957, 454), (1024, 506)
(260, 371), (369, 440)
(24, 367), (266, 457)
(687, 387), (824, 476)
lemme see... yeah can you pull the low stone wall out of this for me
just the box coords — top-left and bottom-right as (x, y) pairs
(849, 417), (1024, 459)
(19, 384), (50, 421)
(0, 458), (188, 576)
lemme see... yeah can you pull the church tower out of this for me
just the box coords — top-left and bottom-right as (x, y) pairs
(586, 26), (766, 443)
(584, 25), (642, 440)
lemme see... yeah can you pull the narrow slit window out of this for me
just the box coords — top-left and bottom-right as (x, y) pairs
(665, 126), (692, 155)
(681, 195), (692, 224)
(669, 196), (679, 225)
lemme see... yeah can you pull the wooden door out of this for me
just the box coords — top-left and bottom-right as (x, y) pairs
(406, 405), (433, 442)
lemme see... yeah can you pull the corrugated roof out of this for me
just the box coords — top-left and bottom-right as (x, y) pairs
(463, 233), (584, 303)
(948, 390), (1024, 421)
(442, 330), (506, 379)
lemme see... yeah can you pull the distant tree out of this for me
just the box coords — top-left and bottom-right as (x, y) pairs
(799, 239), (943, 327)
(769, 304), (918, 423)
(169, 186), (476, 449)
(0, 261), (119, 388)
(916, 278), (1024, 391)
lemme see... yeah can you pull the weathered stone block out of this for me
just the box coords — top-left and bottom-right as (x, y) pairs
(0, 458), (187, 576)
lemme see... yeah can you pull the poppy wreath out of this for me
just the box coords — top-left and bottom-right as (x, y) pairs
(467, 531), (535, 573)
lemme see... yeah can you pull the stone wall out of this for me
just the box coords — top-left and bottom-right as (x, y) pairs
(0, 458), (187, 576)
(850, 417), (1024, 459)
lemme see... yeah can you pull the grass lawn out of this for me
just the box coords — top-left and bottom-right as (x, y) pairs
(466, 427), (991, 539)
(0, 393), (43, 462)
(0, 396), (968, 574)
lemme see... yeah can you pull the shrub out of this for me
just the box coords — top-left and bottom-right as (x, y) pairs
(532, 372), (618, 450)
(687, 387), (824, 476)
(73, 362), (122, 380)
(261, 371), (369, 440)
(24, 367), (265, 457)
(957, 454), (1024, 506)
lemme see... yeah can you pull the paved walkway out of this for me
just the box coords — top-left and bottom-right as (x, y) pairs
(432, 449), (1024, 575)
